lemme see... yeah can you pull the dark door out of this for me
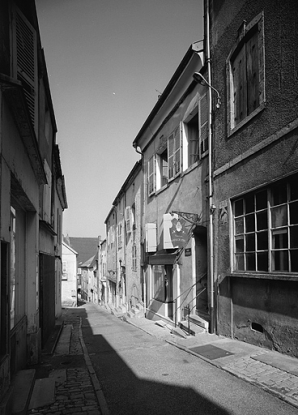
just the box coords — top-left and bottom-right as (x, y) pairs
(39, 253), (55, 347)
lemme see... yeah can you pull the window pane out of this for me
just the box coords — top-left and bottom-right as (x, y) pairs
(272, 250), (289, 271)
(290, 226), (298, 248)
(257, 252), (268, 271)
(272, 181), (287, 206)
(271, 205), (287, 228)
(235, 237), (244, 252)
(272, 230), (288, 249)
(290, 250), (298, 272)
(289, 176), (298, 201)
(246, 253), (256, 270)
(246, 234), (255, 251)
(245, 214), (255, 232)
(256, 211), (268, 230)
(245, 194), (254, 213)
(235, 217), (244, 234)
(257, 231), (268, 250)
(256, 190), (267, 210)
(234, 199), (243, 217)
(235, 254), (244, 270)
(289, 201), (298, 224)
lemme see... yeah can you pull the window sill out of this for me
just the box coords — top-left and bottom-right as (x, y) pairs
(227, 271), (298, 282)
(228, 103), (266, 138)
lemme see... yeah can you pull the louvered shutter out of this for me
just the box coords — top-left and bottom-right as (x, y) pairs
(13, 6), (38, 132)
(174, 124), (182, 175)
(148, 156), (156, 195)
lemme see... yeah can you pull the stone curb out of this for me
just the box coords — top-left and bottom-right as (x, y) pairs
(78, 318), (110, 415)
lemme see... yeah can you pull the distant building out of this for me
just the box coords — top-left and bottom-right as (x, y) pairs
(62, 241), (78, 307)
(105, 162), (143, 310)
(80, 255), (98, 303)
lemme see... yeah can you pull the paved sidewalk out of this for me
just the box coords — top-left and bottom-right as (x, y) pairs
(27, 312), (107, 415)
(125, 315), (298, 410)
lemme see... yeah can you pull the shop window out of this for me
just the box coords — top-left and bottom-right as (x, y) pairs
(233, 174), (298, 272)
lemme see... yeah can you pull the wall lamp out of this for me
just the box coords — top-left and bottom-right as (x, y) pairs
(193, 72), (221, 109)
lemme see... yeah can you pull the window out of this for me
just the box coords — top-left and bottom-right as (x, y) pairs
(183, 92), (208, 169)
(168, 126), (182, 180)
(117, 223), (122, 249)
(227, 12), (265, 134)
(12, 6), (38, 133)
(125, 206), (132, 233)
(233, 174), (298, 272)
(132, 228), (137, 271)
(199, 93), (208, 157)
(157, 148), (168, 188)
(148, 155), (156, 196)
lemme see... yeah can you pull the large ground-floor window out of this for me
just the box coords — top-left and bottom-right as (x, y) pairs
(233, 173), (298, 272)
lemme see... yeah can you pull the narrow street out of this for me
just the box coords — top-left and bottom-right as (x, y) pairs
(69, 303), (297, 415)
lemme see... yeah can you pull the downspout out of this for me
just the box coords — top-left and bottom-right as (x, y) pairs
(206, 0), (215, 333)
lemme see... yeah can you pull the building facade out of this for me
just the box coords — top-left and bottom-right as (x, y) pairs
(133, 43), (210, 327)
(209, 0), (298, 356)
(0, 0), (67, 403)
(62, 241), (78, 307)
(105, 162), (143, 310)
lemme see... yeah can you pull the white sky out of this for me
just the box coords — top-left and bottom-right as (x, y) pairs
(36, 0), (204, 238)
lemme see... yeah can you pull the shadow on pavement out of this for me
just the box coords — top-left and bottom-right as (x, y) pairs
(64, 305), (230, 415)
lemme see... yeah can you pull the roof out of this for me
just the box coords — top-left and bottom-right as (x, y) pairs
(132, 41), (203, 149)
(81, 254), (96, 268)
(66, 237), (99, 266)
(62, 240), (78, 255)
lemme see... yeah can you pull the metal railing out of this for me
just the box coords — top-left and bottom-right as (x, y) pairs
(174, 273), (207, 327)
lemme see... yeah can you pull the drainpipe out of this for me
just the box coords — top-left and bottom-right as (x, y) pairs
(206, 0), (215, 333)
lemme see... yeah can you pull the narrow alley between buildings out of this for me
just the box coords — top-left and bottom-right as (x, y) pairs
(25, 303), (298, 415)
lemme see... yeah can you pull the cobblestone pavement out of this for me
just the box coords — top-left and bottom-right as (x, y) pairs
(28, 315), (103, 415)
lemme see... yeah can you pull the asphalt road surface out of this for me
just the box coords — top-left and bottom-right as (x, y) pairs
(76, 303), (297, 415)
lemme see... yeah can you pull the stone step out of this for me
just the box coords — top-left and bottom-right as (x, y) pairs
(11, 369), (36, 415)
(179, 320), (206, 336)
(188, 313), (209, 331)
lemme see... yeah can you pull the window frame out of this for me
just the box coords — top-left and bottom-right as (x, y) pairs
(232, 175), (298, 274)
(168, 125), (182, 181)
(226, 12), (265, 137)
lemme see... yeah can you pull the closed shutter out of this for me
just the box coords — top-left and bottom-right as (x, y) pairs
(13, 6), (38, 132)
(246, 30), (259, 115)
(232, 45), (247, 124)
(145, 223), (157, 252)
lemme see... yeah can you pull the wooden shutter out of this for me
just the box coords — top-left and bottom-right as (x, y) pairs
(246, 30), (259, 115)
(199, 93), (208, 156)
(125, 207), (131, 233)
(174, 124), (182, 175)
(148, 156), (156, 195)
(13, 6), (38, 132)
(168, 133), (174, 180)
(145, 223), (157, 252)
(232, 45), (247, 124)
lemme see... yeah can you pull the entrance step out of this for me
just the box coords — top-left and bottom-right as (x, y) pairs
(179, 320), (206, 336)
(188, 313), (209, 331)
(11, 369), (36, 415)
